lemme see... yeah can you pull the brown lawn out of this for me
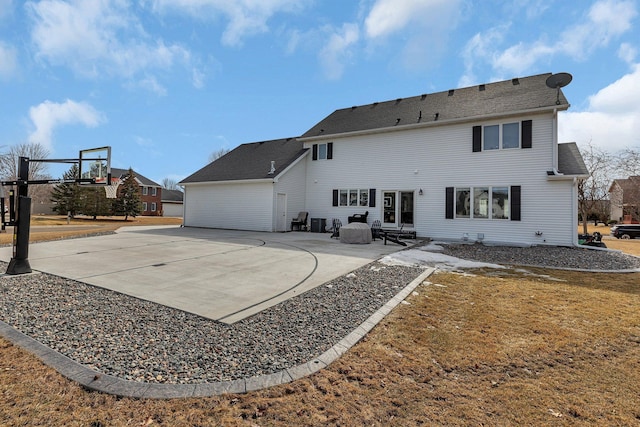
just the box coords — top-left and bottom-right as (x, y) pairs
(0, 218), (639, 425)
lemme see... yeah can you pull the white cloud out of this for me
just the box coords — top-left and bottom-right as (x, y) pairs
(459, 25), (508, 87)
(318, 23), (360, 80)
(619, 43), (637, 64)
(28, 99), (105, 148)
(490, 0), (637, 75)
(146, 0), (307, 47)
(0, 41), (17, 79)
(364, 0), (463, 70)
(26, 0), (195, 91)
(559, 65), (640, 152)
(365, 0), (454, 39)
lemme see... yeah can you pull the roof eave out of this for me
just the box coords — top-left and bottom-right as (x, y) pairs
(180, 178), (274, 186)
(299, 104), (569, 142)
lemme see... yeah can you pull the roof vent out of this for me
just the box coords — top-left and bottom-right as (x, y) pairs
(373, 102), (379, 107)
(351, 106), (357, 110)
(418, 110), (422, 122)
(395, 118), (401, 125)
(512, 78), (520, 85)
(421, 94), (427, 100)
(268, 161), (276, 175)
(434, 112), (439, 121)
(448, 89), (455, 96)
(479, 84), (485, 91)
(396, 98), (402, 104)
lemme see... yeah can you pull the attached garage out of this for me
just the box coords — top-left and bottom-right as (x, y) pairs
(180, 138), (308, 232)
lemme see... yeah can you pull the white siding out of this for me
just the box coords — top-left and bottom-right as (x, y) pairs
(183, 182), (274, 231)
(162, 203), (183, 217)
(273, 159), (307, 231)
(304, 113), (579, 246)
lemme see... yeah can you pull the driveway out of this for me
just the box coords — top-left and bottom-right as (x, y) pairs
(0, 226), (406, 324)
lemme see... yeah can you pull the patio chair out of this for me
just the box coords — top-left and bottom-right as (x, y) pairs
(291, 211), (308, 231)
(371, 219), (382, 241)
(330, 218), (342, 238)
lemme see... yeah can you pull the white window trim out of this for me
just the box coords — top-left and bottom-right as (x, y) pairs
(143, 202), (148, 211)
(483, 122), (520, 150)
(338, 188), (370, 207)
(454, 186), (510, 220)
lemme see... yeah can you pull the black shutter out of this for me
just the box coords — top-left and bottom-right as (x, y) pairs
(521, 120), (532, 149)
(312, 144), (318, 160)
(327, 142), (333, 159)
(369, 189), (376, 207)
(332, 189), (339, 207)
(472, 126), (482, 152)
(511, 186), (521, 221)
(445, 187), (454, 219)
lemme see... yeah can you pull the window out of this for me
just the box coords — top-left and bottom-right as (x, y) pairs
(473, 120), (532, 152)
(502, 123), (519, 148)
(492, 187), (509, 219)
(151, 187), (157, 196)
(456, 188), (470, 218)
(473, 187), (489, 219)
(142, 186), (148, 195)
(359, 189), (368, 207)
(312, 142), (333, 160)
(483, 126), (499, 150)
(333, 188), (375, 207)
(151, 202), (157, 212)
(447, 186), (519, 220)
(143, 202), (148, 211)
(484, 123), (518, 150)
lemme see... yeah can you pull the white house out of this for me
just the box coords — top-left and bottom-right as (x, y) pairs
(180, 73), (588, 246)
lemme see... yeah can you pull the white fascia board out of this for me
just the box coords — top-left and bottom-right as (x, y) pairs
(272, 150), (309, 183)
(180, 178), (274, 187)
(546, 173), (589, 181)
(299, 105), (569, 143)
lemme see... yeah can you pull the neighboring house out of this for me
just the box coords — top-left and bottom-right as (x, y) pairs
(161, 189), (184, 217)
(609, 176), (640, 223)
(181, 73), (588, 246)
(111, 168), (163, 216)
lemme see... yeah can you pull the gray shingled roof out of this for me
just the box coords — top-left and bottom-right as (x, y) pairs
(161, 189), (184, 202)
(111, 168), (160, 187)
(301, 73), (569, 139)
(180, 137), (307, 184)
(557, 143), (589, 176)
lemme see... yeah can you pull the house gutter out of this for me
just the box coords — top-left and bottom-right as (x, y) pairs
(298, 104), (570, 142)
(180, 178), (275, 187)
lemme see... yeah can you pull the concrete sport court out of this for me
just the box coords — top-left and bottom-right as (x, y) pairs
(0, 226), (405, 324)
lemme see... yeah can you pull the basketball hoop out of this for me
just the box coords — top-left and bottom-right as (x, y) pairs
(104, 182), (120, 199)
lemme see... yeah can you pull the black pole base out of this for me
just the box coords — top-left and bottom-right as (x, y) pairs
(6, 258), (32, 275)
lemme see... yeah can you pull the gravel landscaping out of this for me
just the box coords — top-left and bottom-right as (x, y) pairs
(1, 242), (638, 386)
(438, 243), (640, 271)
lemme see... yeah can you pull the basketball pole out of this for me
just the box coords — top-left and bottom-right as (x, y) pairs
(6, 157), (32, 275)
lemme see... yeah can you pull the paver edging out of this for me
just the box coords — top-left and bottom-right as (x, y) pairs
(0, 267), (435, 399)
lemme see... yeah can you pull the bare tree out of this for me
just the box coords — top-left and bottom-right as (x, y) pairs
(0, 143), (52, 204)
(616, 147), (640, 176)
(161, 177), (179, 190)
(578, 142), (615, 234)
(208, 147), (230, 164)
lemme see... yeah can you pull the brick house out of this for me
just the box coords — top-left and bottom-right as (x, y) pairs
(609, 176), (640, 223)
(112, 168), (163, 216)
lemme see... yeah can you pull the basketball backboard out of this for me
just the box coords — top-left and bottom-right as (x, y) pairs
(79, 146), (111, 185)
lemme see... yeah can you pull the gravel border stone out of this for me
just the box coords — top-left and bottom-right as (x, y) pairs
(1, 241), (638, 398)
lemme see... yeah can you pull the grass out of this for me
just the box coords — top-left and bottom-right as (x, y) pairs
(0, 218), (639, 425)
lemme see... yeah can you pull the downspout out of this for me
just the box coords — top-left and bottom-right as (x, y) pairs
(552, 108), (558, 169)
(572, 177), (578, 246)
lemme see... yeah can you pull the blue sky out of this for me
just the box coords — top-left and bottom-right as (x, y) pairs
(0, 0), (638, 185)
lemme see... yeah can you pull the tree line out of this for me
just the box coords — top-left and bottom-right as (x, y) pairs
(578, 144), (640, 232)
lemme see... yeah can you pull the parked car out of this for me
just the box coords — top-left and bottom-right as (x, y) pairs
(610, 224), (640, 239)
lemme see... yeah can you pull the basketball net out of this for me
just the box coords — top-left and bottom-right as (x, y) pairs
(104, 182), (119, 199)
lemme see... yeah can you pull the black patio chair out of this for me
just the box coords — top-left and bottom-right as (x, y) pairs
(291, 211), (308, 231)
(330, 218), (342, 238)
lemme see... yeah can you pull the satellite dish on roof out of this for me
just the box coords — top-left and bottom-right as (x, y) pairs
(546, 72), (573, 105)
